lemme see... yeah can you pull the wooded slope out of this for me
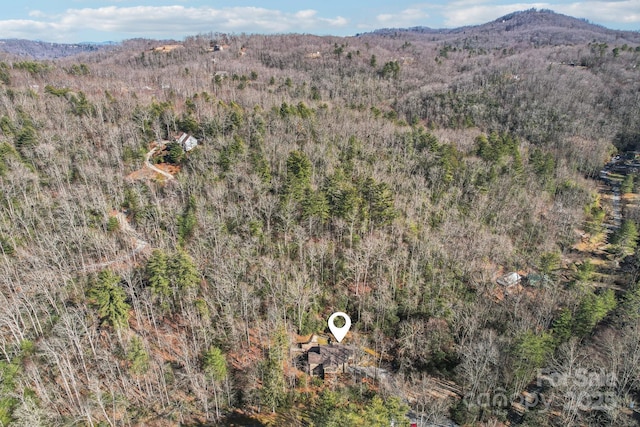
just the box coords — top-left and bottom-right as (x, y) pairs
(0, 10), (639, 426)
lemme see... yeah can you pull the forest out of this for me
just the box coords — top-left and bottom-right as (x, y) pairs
(1, 8), (640, 426)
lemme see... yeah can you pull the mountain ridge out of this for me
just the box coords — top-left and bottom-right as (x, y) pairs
(367, 9), (640, 46)
(1, 9), (639, 59)
(0, 38), (115, 60)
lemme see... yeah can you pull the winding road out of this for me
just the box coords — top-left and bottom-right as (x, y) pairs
(145, 143), (175, 181)
(80, 212), (149, 272)
(80, 144), (176, 272)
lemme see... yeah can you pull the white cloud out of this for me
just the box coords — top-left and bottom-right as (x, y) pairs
(376, 7), (430, 27)
(27, 10), (47, 18)
(0, 19), (61, 39)
(553, 1), (640, 24)
(295, 10), (318, 19)
(0, 6), (350, 42)
(323, 16), (349, 27)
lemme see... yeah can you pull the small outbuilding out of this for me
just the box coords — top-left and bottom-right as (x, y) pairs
(176, 132), (198, 152)
(497, 272), (521, 287)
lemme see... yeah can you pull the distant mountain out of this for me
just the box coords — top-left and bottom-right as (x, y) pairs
(368, 9), (640, 47)
(2, 9), (639, 60)
(0, 39), (117, 59)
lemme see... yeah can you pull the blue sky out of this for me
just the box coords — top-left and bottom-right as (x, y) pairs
(2, 1), (639, 43)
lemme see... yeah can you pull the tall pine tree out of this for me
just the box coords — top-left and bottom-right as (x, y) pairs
(88, 270), (130, 330)
(146, 249), (170, 299)
(169, 249), (200, 290)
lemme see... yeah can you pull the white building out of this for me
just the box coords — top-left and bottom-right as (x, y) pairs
(176, 132), (198, 152)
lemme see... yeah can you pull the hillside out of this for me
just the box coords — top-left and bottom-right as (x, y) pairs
(371, 9), (640, 47)
(0, 11), (639, 426)
(0, 39), (115, 59)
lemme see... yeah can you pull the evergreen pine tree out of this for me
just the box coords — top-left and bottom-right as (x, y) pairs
(88, 270), (130, 329)
(284, 150), (312, 201)
(552, 308), (574, 343)
(260, 327), (288, 413)
(621, 174), (635, 194)
(178, 195), (197, 244)
(168, 249), (200, 290)
(146, 249), (170, 298)
(574, 290), (617, 336)
(203, 346), (228, 419)
(203, 346), (227, 382)
(126, 336), (149, 375)
(611, 219), (638, 256)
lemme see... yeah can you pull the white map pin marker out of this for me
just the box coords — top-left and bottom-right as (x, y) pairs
(328, 312), (351, 343)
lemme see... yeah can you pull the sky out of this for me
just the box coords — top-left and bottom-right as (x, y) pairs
(1, 1), (639, 43)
